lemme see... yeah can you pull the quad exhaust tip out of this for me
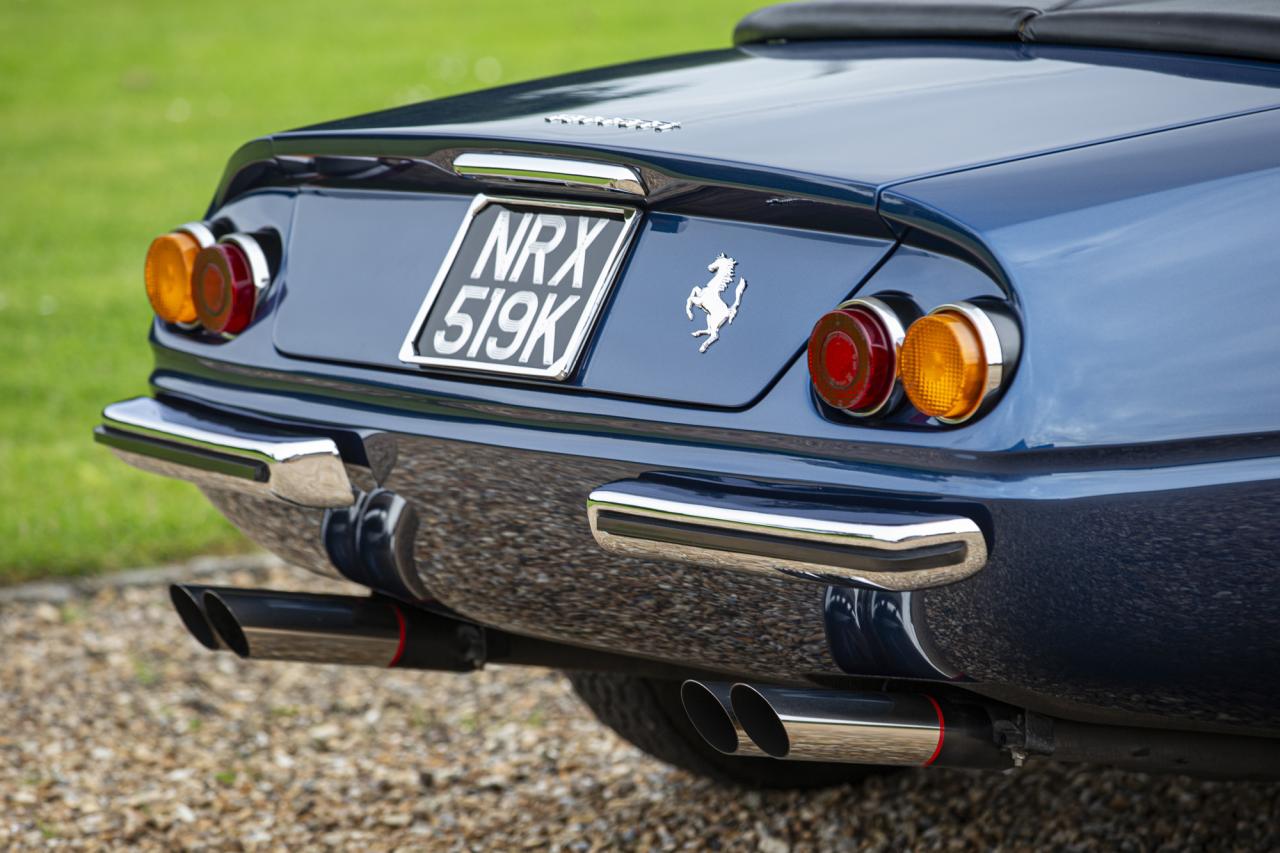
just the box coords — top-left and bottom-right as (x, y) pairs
(168, 584), (484, 671)
(202, 593), (252, 658)
(169, 583), (410, 665)
(727, 684), (792, 758)
(680, 681), (737, 753)
(679, 680), (766, 757)
(166, 592), (1280, 780)
(169, 584), (224, 651)
(680, 680), (1013, 769)
(168, 583), (674, 677)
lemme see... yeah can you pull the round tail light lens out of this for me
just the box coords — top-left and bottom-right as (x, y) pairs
(807, 298), (904, 416)
(191, 234), (270, 335)
(144, 223), (213, 324)
(900, 303), (1003, 423)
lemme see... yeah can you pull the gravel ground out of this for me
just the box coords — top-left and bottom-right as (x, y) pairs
(2, 562), (1278, 851)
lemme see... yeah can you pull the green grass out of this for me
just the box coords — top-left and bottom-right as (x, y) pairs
(0, 0), (760, 582)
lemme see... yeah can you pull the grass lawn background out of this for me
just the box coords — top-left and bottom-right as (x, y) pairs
(0, 0), (760, 583)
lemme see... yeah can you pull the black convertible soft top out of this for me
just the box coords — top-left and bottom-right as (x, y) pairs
(735, 1), (1280, 64)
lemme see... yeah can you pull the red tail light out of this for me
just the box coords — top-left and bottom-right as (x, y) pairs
(807, 297), (906, 417)
(191, 234), (270, 335)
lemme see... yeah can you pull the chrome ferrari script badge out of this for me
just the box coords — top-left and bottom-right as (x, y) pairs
(685, 254), (748, 353)
(545, 114), (681, 132)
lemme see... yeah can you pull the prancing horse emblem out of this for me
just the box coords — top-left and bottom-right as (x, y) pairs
(685, 253), (748, 353)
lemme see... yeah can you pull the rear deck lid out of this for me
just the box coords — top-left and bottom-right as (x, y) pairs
(286, 41), (1280, 194)
(267, 39), (1280, 406)
(272, 188), (893, 407)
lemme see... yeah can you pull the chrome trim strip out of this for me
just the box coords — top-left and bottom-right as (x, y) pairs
(97, 397), (353, 508)
(397, 193), (640, 381)
(173, 224), (216, 334)
(452, 152), (646, 195)
(932, 301), (1005, 425)
(587, 486), (987, 591)
(177, 221), (216, 248)
(221, 232), (272, 293)
(210, 233), (273, 340)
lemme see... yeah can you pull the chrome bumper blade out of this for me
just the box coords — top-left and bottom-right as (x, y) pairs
(587, 479), (986, 591)
(95, 396), (353, 508)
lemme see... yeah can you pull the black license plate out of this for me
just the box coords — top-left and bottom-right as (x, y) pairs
(399, 195), (639, 380)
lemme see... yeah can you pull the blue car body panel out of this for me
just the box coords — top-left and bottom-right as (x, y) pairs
(275, 192), (897, 407)
(882, 106), (1280, 446)
(269, 42), (1280, 204)
(146, 40), (1280, 735)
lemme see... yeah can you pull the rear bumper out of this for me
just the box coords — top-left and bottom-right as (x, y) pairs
(98, 395), (988, 593)
(97, 377), (1280, 736)
(96, 397), (353, 508)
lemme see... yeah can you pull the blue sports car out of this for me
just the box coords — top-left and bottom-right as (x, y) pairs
(98, 0), (1280, 785)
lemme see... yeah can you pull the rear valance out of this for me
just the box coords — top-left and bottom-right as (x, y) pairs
(735, 1), (1280, 65)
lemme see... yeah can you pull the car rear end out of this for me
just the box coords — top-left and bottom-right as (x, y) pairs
(98, 24), (1280, 777)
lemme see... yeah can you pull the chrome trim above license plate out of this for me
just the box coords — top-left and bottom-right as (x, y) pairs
(397, 193), (640, 381)
(452, 153), (646, 196)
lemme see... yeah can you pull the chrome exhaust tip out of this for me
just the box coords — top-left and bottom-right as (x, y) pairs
(199, 588), (484, 670)
(201, 592), (252, 658)
(174, 585), (747, 681)
(730, 683), (946, 765)
(680, 680), (766, 757)
(202, 589), (407, 666)
(727, 683), (793, 758)
(169, 584), (225, 651)
(729, 684), (1011, 768)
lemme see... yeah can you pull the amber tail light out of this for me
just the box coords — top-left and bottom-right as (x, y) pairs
(144, 223), (215, 324)
(899, 302), (1009, 424)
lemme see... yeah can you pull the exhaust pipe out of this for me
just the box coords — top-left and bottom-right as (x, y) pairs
(170, 584), (308, 652)
(170, 583), (261, 651)
(171, 587), (1280, 779)
(170, 584), (222, 650)
(170, 584), (756, 679)
(729, 684), (1011, 768)
(200, 589), (483, 671)
(679, 681), (767, 757)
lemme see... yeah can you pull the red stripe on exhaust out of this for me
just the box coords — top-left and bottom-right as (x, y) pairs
(388, 604), (408, 668)
(922, 695), (945, 766)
